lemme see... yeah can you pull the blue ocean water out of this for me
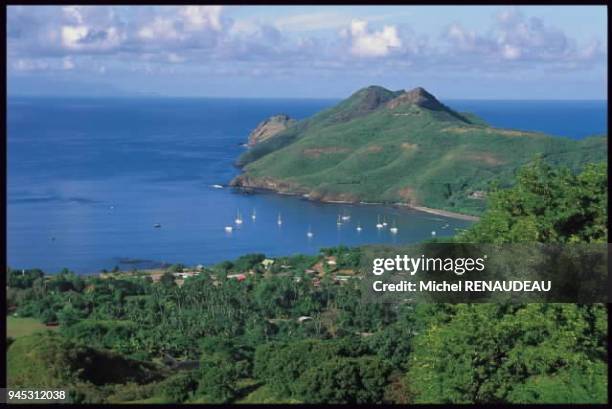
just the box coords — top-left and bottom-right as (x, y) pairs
(7, 97), (606, 273)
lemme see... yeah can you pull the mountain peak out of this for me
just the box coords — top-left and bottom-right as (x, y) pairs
(386, 86), (470, 123)
(387, 87), (442, 110)
(329, 85), (403, 123)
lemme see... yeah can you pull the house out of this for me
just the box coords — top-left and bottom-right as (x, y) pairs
(227, 273), (247, 281)
(261, 259), (275, 269)
(173, 271), (199, 279)
(469, 190), (486, 199)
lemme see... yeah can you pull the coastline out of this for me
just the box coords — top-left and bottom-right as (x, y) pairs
(407, 205), (480, 222)
(229, 180), (480, 222)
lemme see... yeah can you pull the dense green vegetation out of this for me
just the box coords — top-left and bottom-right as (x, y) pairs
(6, 161), (607, 403)
(233, 86), (606, 215)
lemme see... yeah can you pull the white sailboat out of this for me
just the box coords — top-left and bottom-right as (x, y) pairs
(356, 222), (362, 232)
(307, 225), (314, 238)
(251, 209), (257, 220)
(431, 230), (437, 237)
(341, 209), (351, 221)
(382, 216), (388, 227)
(376, 215), (383, 229)
(277, 213), (283, 226)
(389, 220), (398, 234)
(336, 215), (342, 226)
(235, 210), (243, 225)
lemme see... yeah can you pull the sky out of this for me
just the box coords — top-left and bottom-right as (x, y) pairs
(6, 5), (608, 99)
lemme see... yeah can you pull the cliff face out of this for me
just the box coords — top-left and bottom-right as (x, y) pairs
(248, 114), (296, 147)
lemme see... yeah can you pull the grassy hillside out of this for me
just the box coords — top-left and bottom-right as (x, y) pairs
(7, 332), (161, 390)
(6, 316), (56, 338)
(233, 86), (606, 215)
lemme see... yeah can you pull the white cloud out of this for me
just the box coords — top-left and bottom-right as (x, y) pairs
(6, 5), (606, 78)
(137, 6), (224, 43)
(345, 19), (401, 57)
(167, 53), (185, 63)
(62, 57), (75, 69)
(442, 7), (604, 66)
(501, 44), (521, 60)
(138, 17), (183, 41)
(13, 58), (49, 71)
(58, 6), (123, 52)
(180, 6), (223, 31)
(274, 12), (350, 32)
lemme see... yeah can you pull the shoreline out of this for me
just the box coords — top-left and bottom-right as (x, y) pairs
(406, 205), (480, 221)
(229, 184), (480, 222)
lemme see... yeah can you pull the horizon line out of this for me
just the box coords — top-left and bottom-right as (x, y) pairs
(6, 94), (608, 102)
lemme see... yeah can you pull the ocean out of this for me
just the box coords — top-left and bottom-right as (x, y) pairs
(6, 97), (606, 273)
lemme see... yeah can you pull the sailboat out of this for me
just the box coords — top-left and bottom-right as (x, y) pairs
(382, 216), (388, 227)
(251, 209), (257, 220)
(341, 209), (351, 221)
(431, 230), (437, 237)
(336, 215), (342, 226)
(356, 222), (362, 232)
(389, 220), (398, 234)
(376, 215), (383, 229)
(277, 213), (283, 226)
(307, 225), (314, 238)
(235, 210), (243, 225)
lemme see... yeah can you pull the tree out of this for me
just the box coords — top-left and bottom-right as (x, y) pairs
(159, 272), (176, 288)
(406, 304), (607, 403)
(461, 160), (607, 244)
(295, 356), (392, 403)
(162, 372), (199, 403)
(198, 354), (239, 403)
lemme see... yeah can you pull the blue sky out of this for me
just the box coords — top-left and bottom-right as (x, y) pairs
(6, 5), (607, 99)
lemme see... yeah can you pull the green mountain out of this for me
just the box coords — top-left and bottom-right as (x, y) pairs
(232, 86), (606, 215)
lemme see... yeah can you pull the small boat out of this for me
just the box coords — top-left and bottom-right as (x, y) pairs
(376, 215), (383, 229)
(307, 225), (313, 238)
(431, 230), (436, 236)
(235, 210), (243, 225)
(389, 220), (398, 234)
(251, 209), (257, 220)
(212, 184), (224, 189)
(277, 213), (283, 226)
(225, 226), (233, 232)
(153, 223), (161, 228)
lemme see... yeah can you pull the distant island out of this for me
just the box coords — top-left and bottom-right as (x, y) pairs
(231, 86), (606, 216)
